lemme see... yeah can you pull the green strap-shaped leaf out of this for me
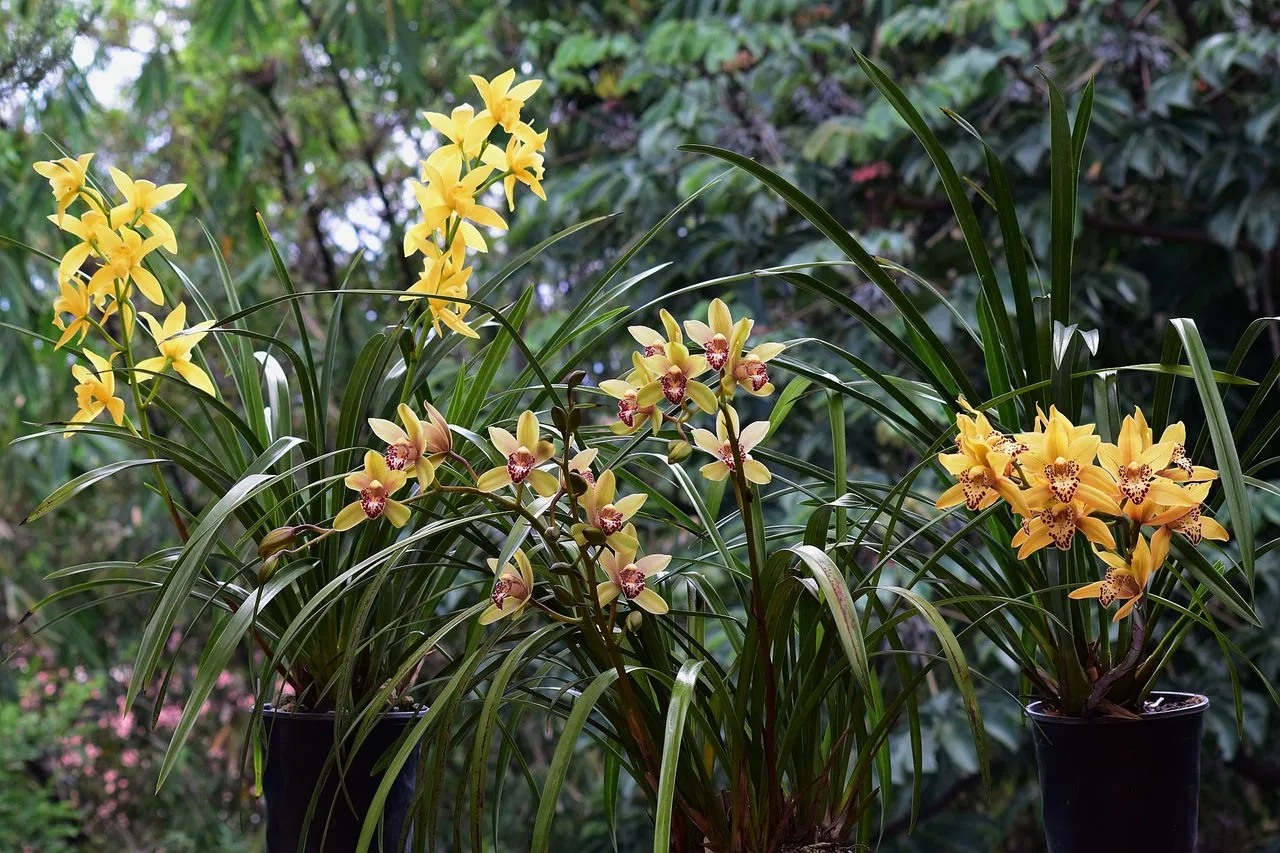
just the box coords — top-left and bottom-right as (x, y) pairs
(24, 458), (168, 525)
(652, 660), (704, 853)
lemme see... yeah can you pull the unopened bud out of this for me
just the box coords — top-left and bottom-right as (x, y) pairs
(625, 611), (644, 632)
(667, 439), (692, 463)
(258, 554), (280, 584)
(548, 561), (575, 576)
(582, 527), (608, 546)
(258, 526), (301, 559)
(567, 471), (590, 497)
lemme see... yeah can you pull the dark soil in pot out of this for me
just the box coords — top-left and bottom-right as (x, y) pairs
(260, 705), (424, 853)
(1027, 690), (1208, 853)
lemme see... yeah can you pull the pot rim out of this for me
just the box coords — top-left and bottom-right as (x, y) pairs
(1025, 690), (1208, 724)
(259, 702), (427, 722)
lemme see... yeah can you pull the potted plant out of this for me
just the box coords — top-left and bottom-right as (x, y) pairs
(683, 53), (1272, 852)
(9, 64), (1006, 852)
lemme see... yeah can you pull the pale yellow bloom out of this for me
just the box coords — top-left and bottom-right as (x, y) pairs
(596, 544), (670, 615)
(66, 349), (125, 437)
(369, 402), (451, 491)
(628, 309), (682, 357)
(720, 315), (785, 397)
(108, 167), (186, 253)
(570, 469), (647, 550)
(683, 298), (736, 372)
(638, 341), (716, 412)
(691, 407), (772, 485)
(476, 410), (559, 497)
(479, 548), (535, 625)
(599, 353), (661, 435)
(135, 303), (216, 395)
(334, 451), (411, 530)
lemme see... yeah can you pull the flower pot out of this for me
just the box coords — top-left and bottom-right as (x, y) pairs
(261, 706), (423, 853)
(1026, 691), (1208, 853)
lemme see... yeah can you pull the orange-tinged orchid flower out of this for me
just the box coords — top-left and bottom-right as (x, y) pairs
(334, 451), (411, 530)
(479, 548), (535, 625)
(1069, 533), (1168, 622)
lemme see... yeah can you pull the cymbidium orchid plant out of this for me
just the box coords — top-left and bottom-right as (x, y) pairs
(7, 65), (992, 853)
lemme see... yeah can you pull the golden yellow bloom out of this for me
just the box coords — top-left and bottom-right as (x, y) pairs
(1069, 533), (1168, 622)
(481, 136), (546, 210)
(1017, 407), (1121, 517)
(48, 210), (116, 285)
(51, 278), (97, 349)
(469, 69), (542, 137)
(334, 450), (411, 530)
(401, 239), (477, 339)
(87, 225), (168, 306)
(1155, 422), (1219, 483)
(423, 104), (492, 172)
(66, 349), (125, 436)
(597, 544), (670, 615)
(476, 410), (559, 497)
(370, 402), (451, 491)
(479, 548), (535, 625)
(33, 153), (96, 223)
(135, 303), (216, 395)
(936, 410), (1030, 516)
(720, 315), (785, 397)
(570, 469), (647, 550)
(107, 167), (186, 253)
(1011, 499), (1116, 558)
(638, 341), (716, 412)
(1148, 481), (1229, 546)
(691, 407), (772, 485)
(1097, 408), (1197, 520)
(599, 353), (662, 435)
(629, 309), (683, 358)
(410, 159), (507, 252)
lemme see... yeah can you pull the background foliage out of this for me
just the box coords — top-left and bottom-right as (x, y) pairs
(2, 0), (1278, 849)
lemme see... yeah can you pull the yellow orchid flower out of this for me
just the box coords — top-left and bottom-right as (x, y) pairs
(721, 316), (785, 397)
(570, 469), (647, 550)
(135, 303), (216, 395)
(401, 241), (477, 339)
(1016, 407), (1121, 517)
(107, 167), (186, 253)
(936, 411), (1030, 515)
(66, 349), (125, 437)
(1148, 481), (1229, 546)
(638, 340), (716, 412)
(469, 69), (542, 137)
(628, 308), (683, 358)
(51, 277), (98, 349)
(33, 153), (96, 223)
(478, 548), (535, 625)
(1097, 408), (1198, 520)
(599, 353), (662, 435)
(691, 407), (772, 485)
(480, 136), (546, 210)
(1011, 499), (1116, 558)
(87, 225), (168, 306)
(48, 210), (116, 285)
(683, 297), (736, 372)
(596, 545), (670, 615)
(410, 158), (507, 252)
(1069, 533), (1169, 622)
(334, 450), (411, 530)
(369, 402), (452, 490)
(423, 104), (491, 172)
(476, 410), (559, 497)
(1155, 422), (1219, 482)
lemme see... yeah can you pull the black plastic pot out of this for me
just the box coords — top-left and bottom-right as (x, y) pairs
(1027, 691), (1208, 853)
(261, 706), (423, 853)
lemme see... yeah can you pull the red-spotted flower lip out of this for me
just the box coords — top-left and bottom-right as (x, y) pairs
(360, 482), (389, 518)
(506, 447), (536, 483)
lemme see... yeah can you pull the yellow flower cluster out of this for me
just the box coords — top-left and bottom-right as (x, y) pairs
(401, 70), (548, 339)
(937, 402), (1226, 621)
(33, 154), (214, 435)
